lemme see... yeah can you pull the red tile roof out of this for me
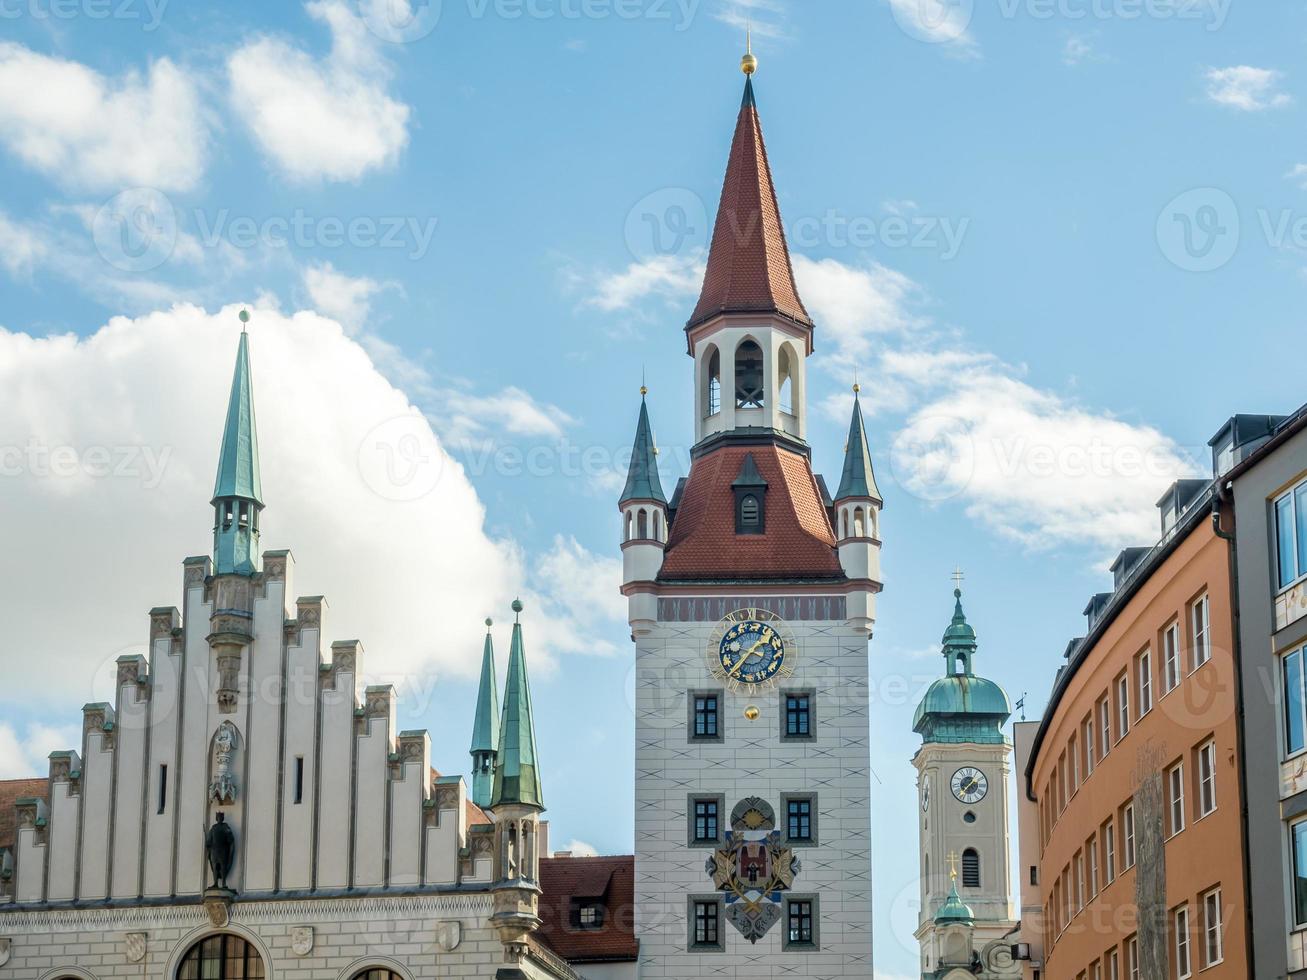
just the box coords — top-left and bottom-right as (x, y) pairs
(660, 443), (842, 581)
(0, 777), (48, 851)
(688, 78), (812, 335)
(536, 855), (639, 964)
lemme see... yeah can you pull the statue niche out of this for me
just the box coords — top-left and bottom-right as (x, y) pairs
(208, 721), (240, 805)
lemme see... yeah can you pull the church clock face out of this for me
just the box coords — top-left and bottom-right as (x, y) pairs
(707, 608), (795, 692)
(951, 767), (988, 804)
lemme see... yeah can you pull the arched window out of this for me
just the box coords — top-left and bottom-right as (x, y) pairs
(853, 507), (865, 537)
(962, 848), (981, 888)
(637, 509), (648, 539)
(351, 971), (404, 980)
(625, 511), (634, 542)
(653, 511), (662, 541)
(734, 340), (765, 408)
(706, 346), (721, 416)
(840, 510), (849, 538)
(778, 344), (794, 415)
(177, 934), (265, 979)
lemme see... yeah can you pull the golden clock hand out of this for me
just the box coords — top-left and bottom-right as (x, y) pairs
(727, 637), (769, 678)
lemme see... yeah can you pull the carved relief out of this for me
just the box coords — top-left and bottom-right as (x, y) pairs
(117, 657), (146, 686)
(208, 722), (240, 805)
(184, 561), (207, 587)
(124, 932), (147, 963)
(436, 786), (460, 810)
(290, 926), (314, 955)
(434, 921), (462, 952)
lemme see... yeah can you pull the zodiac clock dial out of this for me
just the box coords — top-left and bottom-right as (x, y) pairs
(951, 767), (988, 804)
(706, 608), (796, 692)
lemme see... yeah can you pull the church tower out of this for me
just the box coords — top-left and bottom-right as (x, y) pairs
(621, 47), (881, 978)
(912, 584), (1020, 979)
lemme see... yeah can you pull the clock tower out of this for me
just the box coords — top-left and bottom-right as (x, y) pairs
(619, 48), (881, 978)
(912, 585), (1020, 979)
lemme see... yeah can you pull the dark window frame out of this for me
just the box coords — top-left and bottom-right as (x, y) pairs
(688, 895), (724, 951)
(688, 793), (725, 848)
(781, 688), (816, 742)
(782, 792), (818, 847)
(962, 847), (981, 889)
(689, 689), (724, 744)
(782, 894), (820, 950)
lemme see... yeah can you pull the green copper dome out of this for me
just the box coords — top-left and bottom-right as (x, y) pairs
(934, 880), (974, 925)
(913, 587), (1012, 744)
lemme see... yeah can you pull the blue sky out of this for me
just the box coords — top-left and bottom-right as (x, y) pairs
(1, 0), (1305, 974)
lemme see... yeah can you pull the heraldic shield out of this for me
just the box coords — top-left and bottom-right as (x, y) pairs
(704, 797), (801, 943)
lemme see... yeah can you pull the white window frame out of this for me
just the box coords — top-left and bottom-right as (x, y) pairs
(1099, 697), (1112, 759)
(1123, 803), (1136, 869)
(1284, 645), (1307, 760)
(1076, 850), (1085, 912)
(1104, 819), (1116, 882)
(1168, 762), (1186, 837)
(1292, 818), (1307, 928)
(1127, 936), (1140, 980)
(1202, 887), (1224, 967)
(1085, 717), (1096, 775)
(1092, 961), (1102, 980)
(1191, 594), (1211, 671)
(1088, 832), (1099, 897)
(1117, 674), (1130, 741)
(1070, 737), (1080, 792)
(1175, 904), (1192, 980)
(1198, 740), (1217, 818)
(1163, 621), (1181, 693)
(1107, 948), (1119, 980)
(1275, 479), (1307, 593)
(1138, 649), (1153, 717)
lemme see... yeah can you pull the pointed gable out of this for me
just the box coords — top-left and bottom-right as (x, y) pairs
(687, 76), (813, 335)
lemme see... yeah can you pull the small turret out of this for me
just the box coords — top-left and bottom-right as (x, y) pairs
(211, 310), (264, 577)
(469, 618), (499, 809)
(487, 600), (545, 959)
(619, 388), (667, 636)
(833, 386), (883, 634)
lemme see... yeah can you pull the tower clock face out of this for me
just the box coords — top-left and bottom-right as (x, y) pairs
(706, 608), (795, 692)
(951, 767), (988, 804)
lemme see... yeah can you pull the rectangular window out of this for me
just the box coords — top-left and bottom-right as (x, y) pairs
(1084, 716), (1096, 776)
(1202, 888), (1224, 966)
(786, 797), (813, 843)
(1175, 904), (1192, 979)
(1284, 647), (1306, 757)
(1292, 819), (1307, 926)
(293, 756), (304, 805)
(1091, 960), (1102, 980)
(692, 692), (720, 741)
(572, 900), (605, 929)
(691, 899), (721, 949)
(1198, 741), (1217, 817)
(1164, 622), (1181, 693)
(1275, 481), (1307, 590)
(1191, 594), (1211, 670)
(1070, 736), (1080, 791)
(783, 691), (813, 740)
(1104, 819), (1116, 882)
(1168, 762), (1185, 836)
(157, 763), (168, 815)
(1076, 850), (1085, 911)
(1107, 948), (1119, 980)
(1088, 832), (1099, 896)
(1099, 696), (1112, 759)
(1137, 649), (1153, 717)
(786, 898), (815, 947)
(1123, 803), (1136, 869)
(693, 798), (719, 843)
(1116, 674), (1130, 741)
(1127, 936), (1140, 980)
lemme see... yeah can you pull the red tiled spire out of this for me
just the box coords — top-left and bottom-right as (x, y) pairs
(687, 76), (813, 334)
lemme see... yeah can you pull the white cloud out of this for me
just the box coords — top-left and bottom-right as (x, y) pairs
(0, 44), (208, 193)
(0, 304), (621, 716)
(0, 723), (80, 779)
(302, 261), (394, 334)
(555, 839), (600, 857)
(228, 0), (411, 183)
(582, 255), (705, 313)
(0, 212), (47, 278)
(1204, 66), (1291, 112)
(1062, 35), (1097, 67)
(1286, 164), (1307, 190)
(531, 536), (626, 657)
(885, 0), (978, 56)
(715, 0), (788, 40)
(797, 260), (1201, 553)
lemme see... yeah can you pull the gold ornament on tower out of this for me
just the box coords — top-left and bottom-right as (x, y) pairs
(741, 29), (757, 76)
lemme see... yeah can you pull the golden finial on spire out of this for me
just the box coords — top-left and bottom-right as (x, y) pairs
(947, 850), (959, 881)
(741, 25), (758, 75)
(852, 366), (860, 395)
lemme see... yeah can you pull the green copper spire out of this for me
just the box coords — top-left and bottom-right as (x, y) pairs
(470, 618), (500, 809)
(913, 581), (1012, 745)
(619, 391), (666, 505)
(211, 313), (265, 576)
(490, 600), (544, 810)
(835, 388), (881, 502)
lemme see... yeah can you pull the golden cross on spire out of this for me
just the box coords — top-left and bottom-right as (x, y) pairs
(951, 566), (965, 590)
(947, 850), (959, 881)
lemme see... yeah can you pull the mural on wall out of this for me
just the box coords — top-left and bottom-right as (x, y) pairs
(704, 797), (801, 943)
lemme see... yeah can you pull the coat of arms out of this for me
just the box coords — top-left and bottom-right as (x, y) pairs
(703, 797), (800, 943)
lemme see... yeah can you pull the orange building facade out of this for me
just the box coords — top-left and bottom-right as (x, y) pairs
(1018, 485), (1248, 980)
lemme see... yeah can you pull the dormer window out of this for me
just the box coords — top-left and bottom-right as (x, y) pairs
(732, 454), (768, 535)
(571, 899), (606, 930)
(740, 495), (760, 529)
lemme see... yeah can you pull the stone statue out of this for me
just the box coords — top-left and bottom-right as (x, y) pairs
(208, 722), (238, 804)
(205, 812), (236, 891)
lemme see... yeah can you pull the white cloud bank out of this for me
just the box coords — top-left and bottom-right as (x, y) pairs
(1204, 66), (1291, 112)
(228, 1), (411, 183)
(0, 304), (621, 716)
(0, 44), (208, 193)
